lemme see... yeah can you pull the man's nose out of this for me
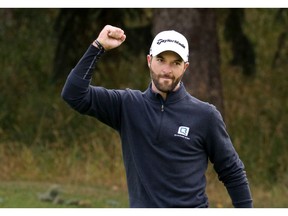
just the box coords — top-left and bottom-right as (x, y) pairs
(162, 63), (172, 73)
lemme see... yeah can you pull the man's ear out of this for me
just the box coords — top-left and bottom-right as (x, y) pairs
(147, 55), (152, 68)
(184, 62), (189, 72)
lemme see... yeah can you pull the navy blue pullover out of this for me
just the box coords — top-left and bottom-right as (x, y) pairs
(61, 45), (253, 208)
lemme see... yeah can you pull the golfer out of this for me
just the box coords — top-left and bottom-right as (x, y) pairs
(61, 25), (253, 207)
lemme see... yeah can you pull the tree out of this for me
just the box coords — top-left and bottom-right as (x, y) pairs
(224, 9), (256, 76)
(152, 9), (224, 115)
(272, 8), (288, 68)
(52, 8), (152, 84)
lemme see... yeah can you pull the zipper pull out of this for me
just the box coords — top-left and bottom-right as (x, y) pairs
(161, 104), (164, 112)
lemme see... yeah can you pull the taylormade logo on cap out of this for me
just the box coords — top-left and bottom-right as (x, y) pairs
(149, 30), (189, 62)
(156, 39), (185, 49)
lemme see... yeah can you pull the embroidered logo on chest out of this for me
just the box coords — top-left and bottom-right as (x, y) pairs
(174, 126), (190, 140)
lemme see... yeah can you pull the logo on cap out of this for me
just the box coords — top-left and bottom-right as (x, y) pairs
(156, 39), (186, 49)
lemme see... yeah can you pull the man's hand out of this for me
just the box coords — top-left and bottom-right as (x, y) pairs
(93, 25), (126, 51)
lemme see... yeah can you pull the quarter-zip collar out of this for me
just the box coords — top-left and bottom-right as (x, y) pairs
(144, 82), (188, 104)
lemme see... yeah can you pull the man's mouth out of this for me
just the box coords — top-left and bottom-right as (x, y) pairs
(160, 75), (174, 80)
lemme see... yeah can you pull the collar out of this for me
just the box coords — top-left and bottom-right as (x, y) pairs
(144, 82), (189, 104)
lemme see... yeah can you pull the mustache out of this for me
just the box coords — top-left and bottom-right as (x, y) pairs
(159, 74), (174, 79)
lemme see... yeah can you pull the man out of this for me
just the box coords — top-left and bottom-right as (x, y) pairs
(61, 25), (253, 208)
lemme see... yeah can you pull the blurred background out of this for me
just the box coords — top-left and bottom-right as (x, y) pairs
(0, 8), (287, 207)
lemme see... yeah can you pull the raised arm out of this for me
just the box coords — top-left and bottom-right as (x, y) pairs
(61, 25), (126, 129)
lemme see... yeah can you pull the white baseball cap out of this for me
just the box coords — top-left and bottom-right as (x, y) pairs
(149, 30), (189, 62)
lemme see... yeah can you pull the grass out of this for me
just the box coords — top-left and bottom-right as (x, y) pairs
(0, 180), (287, 208)
(206, 166), (288, 208)
(0, 166), (287, 208)
(0, 181), (129, 208)
(0, 132), (287, 208)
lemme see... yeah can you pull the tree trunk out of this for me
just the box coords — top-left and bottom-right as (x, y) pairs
(152, 9), (224, 115)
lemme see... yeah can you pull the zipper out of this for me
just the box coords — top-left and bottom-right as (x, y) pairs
(156, 98), (165, 141)
(159, 96), (165, 112)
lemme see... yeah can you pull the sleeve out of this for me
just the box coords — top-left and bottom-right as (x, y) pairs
(205, 106), (253, 208)
(61, 45), (122, 130)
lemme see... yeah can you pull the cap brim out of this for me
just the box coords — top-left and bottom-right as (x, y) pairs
(151, 46), (188, 62)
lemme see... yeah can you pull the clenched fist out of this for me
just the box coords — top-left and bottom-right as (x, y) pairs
(93, 25), (126, 51)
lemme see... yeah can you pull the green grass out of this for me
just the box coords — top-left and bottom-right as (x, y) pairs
(0, 143), (287, 208)
(0, 181), (129, 208)
(206, 166), (288, 208)
(0, 177), (287, 208)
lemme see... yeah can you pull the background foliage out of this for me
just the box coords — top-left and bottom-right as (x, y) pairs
(0, 8), (287, 207)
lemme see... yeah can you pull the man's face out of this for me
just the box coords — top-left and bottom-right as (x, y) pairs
(147, 51), (189, 94)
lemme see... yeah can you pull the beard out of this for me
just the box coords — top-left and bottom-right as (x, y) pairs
(149, 67), (183, 93)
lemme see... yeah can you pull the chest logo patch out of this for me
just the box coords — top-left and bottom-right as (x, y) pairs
(177, 126), (190, 136)
(174, 126), (190, 140)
